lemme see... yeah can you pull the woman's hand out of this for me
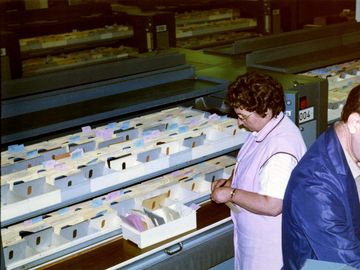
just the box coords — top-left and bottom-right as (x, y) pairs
(211, 179), (232, 204)
(211, 186), (233, 204)
(211, 178), (231, 192)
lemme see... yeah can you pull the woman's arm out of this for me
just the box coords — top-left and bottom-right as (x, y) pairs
(212, 186), (283, 216)
(211, 153), (297, 216)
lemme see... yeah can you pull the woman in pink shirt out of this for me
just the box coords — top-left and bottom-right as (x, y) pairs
(211, 71), (306, 270)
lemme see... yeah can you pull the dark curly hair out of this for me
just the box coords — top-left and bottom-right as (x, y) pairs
(341, 84), (360, 122)
(226, 71), (285, 117)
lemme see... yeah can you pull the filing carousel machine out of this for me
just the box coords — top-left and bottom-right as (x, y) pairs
(1, 52), (244, 270)
(244, 22), (360, 127)
(279, 72), (328, 148)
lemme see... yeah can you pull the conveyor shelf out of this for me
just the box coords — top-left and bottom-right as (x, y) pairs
(36, 202), (233, 270)
(247, 43), (360, 74)
(176, 10), (238, 25)
(1, 145), (240, 227)
(2, 76), (226, 144)
(204, 21), (360, 56)
(2, 52), (228, 145)
(177, 23), (256, 39)
(245, 30), (360, 124)
(176, 32), (259, 50)
(20, 28), (134, 59)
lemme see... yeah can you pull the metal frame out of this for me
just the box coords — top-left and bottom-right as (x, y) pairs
(1, 52), (228, 145)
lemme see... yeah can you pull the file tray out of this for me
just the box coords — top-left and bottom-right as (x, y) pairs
(2, 178), (61, 221)
(121, 200), (197, 248)
(3, 239), (28, 266)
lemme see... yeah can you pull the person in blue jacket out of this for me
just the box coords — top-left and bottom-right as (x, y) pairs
(282, 85), (360, 269)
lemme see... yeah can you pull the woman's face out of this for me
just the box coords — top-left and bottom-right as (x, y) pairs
(348, 112), (360, 167)
(234, 108), (273, 132)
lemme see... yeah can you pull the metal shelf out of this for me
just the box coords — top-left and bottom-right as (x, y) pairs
(1, 144), (241, 227)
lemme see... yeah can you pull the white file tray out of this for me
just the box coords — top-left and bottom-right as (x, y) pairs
(1, 179), (61, 222)
(204, 129), (244, 153)
(88, 212), (121, 233)
(328, 74), (360, 91)
(183, 133), (209, 159)
(1, 155), (44, 176)
(180, 177), (212, 197)
(136, 148), (169, 176)
(204, 164), (234, 183)
(53, 171), (91, 201)
(74, 160), (111, 192)
(328, 106), (343, 122)
(5, 221), (122, 270)
(1, 183), (23, 206)
(91, 156), (144, 192)
(53, 171), (85, 189)
(107, 154), (144, 177)
(207, 155), (236, 169)
(89, 170), (121, 193)
(223, 165), (235, 178)
(3, 239), (30, 266)
(23, 187), (61, 214)
(121, 202), (197, 248)
(203, 128), (245, 159)
(22, 216), (119, 266)
(165, 184), (203, 205)
(69, 140), (96, 153)
(1, 167), (41, 187)
(23, 227), (55, 253)
(58, 220), (90, 242)
(110, 198), (137, 217)
(204, 168), (225, 182)
(158, 141), (192, 167)
(135, 189), (169, 209)
(1, 201), (32, 222)
(215, 120), (248, 138)
(142, 123), (168, 134)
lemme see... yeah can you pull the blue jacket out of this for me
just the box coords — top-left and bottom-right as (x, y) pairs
(282, 126), (360, 269)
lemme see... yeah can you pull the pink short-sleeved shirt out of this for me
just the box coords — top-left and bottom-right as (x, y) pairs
(231, 112), (306, 270)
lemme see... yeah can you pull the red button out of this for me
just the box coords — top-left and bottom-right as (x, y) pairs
(299, 96), (308, 110)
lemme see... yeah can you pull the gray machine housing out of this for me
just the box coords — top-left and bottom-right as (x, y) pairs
(195, 70), (328, 148)
(262, 71), (328, 148)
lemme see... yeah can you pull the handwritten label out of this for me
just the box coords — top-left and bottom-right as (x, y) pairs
(189, 119), (200, 127)
(26, 150), (38, 158)
(105, 190), (122, 201)
(119, 121), (130, 130)
(82, 126), (92, 133)
(96, 129), (113, 140)
(43, 160), (58, 169)
(87, 158), (98, 165)
(144, 130), (161, 141)
(91, 199), (103, 208)
(178, 126), (189, 133)
(134, 139), (144, 148)
(107, 122), (117, 129)
(189, 203), (200, 211)
(54, 162), (68, 171)
(69, 135), (81, 143)
(168, 123), (178, 130)
(57, 207), (70, 215)
(8, 144), (25, 153)
(170, 170), (181, 177)
(71, 148), (84, 160)
(23, 215), (43, 226)
(208, 113), (220, 121)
